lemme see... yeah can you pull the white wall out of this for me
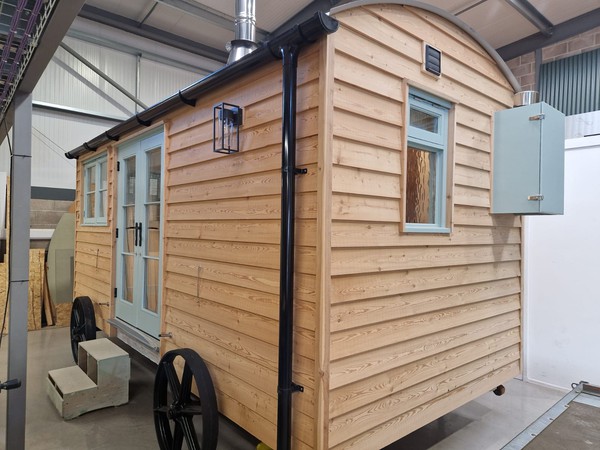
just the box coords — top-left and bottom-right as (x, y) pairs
(524, 135), (600, 389)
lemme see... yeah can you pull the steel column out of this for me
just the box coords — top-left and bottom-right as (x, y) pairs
(5, 92), (32, 450)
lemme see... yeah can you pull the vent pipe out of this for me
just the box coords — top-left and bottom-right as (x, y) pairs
(514, 90), (539, 107)
(227, 0), (258, 64)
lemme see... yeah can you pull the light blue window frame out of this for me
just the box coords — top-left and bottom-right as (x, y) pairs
(82, 154), (108, 225)
(405, 88), (450, 233)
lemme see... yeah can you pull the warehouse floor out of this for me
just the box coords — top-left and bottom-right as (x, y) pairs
(0, 327), (565, 450)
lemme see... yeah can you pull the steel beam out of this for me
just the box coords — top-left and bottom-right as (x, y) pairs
(59, 42), (148, 110)
(78, 4), (228, 63)
(5, 92), (32, 450)
(497, 8), (600, 60)
(504, 0), (554, 37)
(33, 101), (126, 122)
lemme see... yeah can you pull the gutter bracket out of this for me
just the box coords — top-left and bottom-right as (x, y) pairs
(178, 91), (196, 107)
(136, 114), (152, 127)
(294, 167), (307, 175)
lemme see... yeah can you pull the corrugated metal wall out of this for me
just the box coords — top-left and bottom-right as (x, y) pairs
(539, 48), (600, 116)
(0, 35), (204, 189)
(139, 58), (200, 107)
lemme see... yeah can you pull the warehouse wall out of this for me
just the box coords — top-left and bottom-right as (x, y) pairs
(0, 33), (204, 243)
(506, 25), (600, 92)
(524, 135), (600, 390)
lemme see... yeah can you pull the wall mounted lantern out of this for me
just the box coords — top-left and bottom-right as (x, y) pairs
(213, 102), (243, 154)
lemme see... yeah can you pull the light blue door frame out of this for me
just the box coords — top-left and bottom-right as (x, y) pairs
(115, 129), (164, 338)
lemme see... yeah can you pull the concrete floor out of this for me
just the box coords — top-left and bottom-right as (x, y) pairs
(0, 327), (565, 450)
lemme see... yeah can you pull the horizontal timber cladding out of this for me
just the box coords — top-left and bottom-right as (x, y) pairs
(162, 45), (321, 448)
(72, 147), (115, 333)
(325, 4), (518, 449)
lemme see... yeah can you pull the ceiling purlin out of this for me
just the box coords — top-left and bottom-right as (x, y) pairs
(78, 4), (228, 63)
(504, 0), (554, 37)
(157, 0), (269, 40)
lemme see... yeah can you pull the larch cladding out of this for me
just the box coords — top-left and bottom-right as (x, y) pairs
(324, 5), (521, 449)
(73, 146), (115, 333)
(162, 47), (322, 449)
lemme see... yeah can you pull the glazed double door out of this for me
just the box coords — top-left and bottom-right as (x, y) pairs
(115, 132), (163, 338)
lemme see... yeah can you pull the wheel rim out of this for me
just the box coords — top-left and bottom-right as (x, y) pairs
(70, 296), (96, 363)
(154, 349), (218, 450)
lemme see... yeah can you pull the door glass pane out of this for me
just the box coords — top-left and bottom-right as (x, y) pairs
(146, 204), (160, 257)
(406, 147), (437, 224)
(410, 107), (439, 133)
(122, 255), (134, 303)
(147, 148), (161, 203)
(125, 205), (136, 253)
(145, 258), (159, 313)
(125, 156), (136, 205)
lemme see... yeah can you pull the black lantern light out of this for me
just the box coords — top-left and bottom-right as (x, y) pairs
(213, 102), (243, 154)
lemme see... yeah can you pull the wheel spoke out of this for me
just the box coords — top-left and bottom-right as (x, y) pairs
(180, 401), (203, 416)
(164, 361), (182, 403)
(73, 323), (85, 335)
(172, 421), (184, 450)
(73, 308), (82, 326)
(179, 363), (193, 402)
(153, 405), (170, 414)
(180, 416), (200, 450)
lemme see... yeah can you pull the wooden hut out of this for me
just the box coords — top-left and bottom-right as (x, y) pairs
(66, 1), (530, 448)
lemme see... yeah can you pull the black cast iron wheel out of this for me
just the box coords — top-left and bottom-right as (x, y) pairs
(69, 296), (96, 363)
(154, 348), (218, 450)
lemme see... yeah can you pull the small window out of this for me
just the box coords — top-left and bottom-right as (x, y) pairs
(405, 88), (450, 233)
(83, 155), (108, 225)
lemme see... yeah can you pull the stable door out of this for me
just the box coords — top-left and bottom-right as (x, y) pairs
(115, 131), (163, 338)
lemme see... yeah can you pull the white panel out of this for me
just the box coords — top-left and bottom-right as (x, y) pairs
(565, 111), (600, 139)
(139, 58), (203, 107)
(30, 110), (114, 189)
(145, 3), (232, 49)
(524, 135), (600, 389)
(531, 0), (600, 26)
(33, 36), (138, 117)
(459, 0), (538, 48)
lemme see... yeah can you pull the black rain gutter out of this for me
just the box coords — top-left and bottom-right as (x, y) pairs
(64, 12), (338, 160)
(275, 13), (338, 450)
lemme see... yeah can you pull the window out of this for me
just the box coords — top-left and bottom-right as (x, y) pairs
(405, 88), (450, 233)
(83, 155), (108, 225)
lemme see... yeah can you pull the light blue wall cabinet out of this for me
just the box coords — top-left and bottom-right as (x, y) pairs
(492, 102), (565, 214)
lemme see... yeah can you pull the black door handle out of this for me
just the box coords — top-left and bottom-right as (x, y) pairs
(138, 222), (143, 247)
(134, 222), (140, 246)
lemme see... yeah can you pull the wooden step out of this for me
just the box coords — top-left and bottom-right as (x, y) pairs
(47, 338), (131, 420)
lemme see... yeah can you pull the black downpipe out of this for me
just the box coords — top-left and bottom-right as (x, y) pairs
(277, 43), (300, 450)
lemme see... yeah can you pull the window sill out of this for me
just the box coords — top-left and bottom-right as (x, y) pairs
(404, 225), (451, 234)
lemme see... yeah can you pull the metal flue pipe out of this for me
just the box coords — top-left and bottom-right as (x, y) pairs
(227, 0), (258, 64)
